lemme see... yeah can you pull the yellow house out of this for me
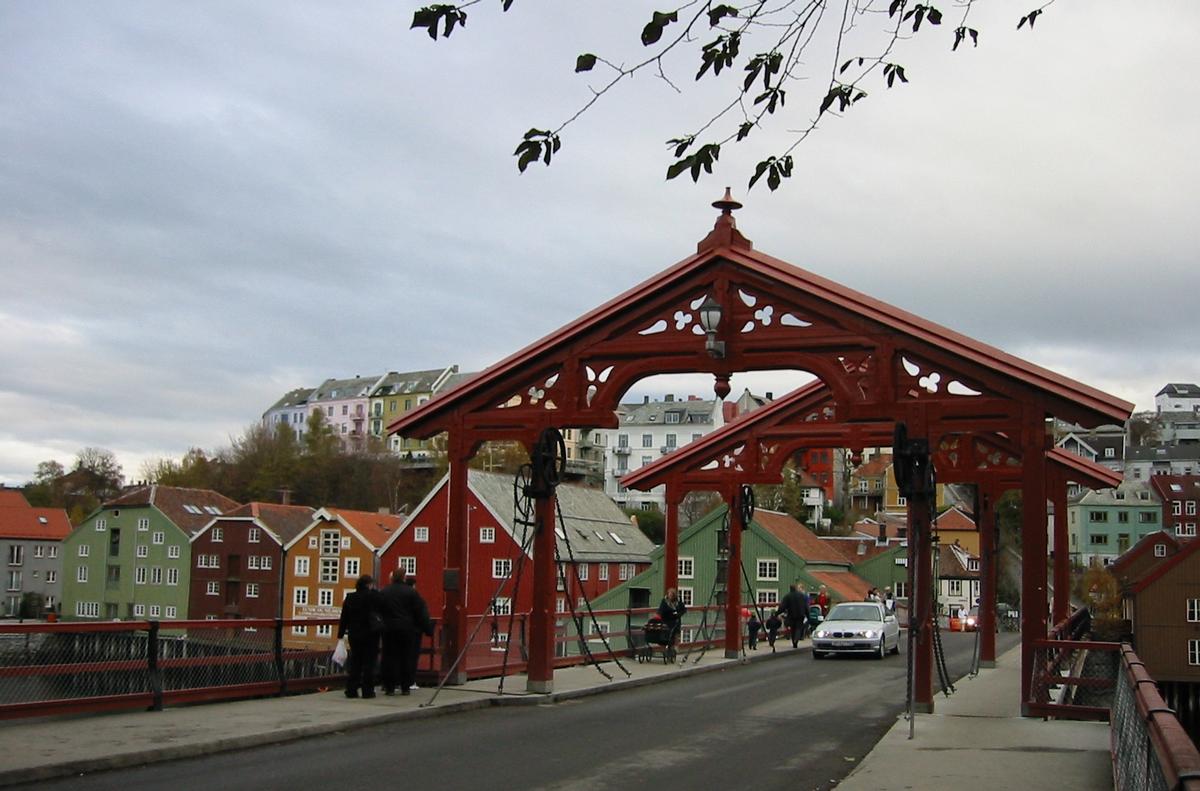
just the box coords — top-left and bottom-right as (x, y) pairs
(281, 507), (400, 650)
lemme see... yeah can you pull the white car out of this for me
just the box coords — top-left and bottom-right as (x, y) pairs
(811, 601), (900, 659)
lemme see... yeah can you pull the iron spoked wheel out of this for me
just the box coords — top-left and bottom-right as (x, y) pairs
(512, 464), (534, 526)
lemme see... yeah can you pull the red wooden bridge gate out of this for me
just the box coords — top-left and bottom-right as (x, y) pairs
(388, 192), (1132, 712)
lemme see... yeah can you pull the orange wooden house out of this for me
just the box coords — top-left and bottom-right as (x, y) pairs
(281, 507), (400, 650)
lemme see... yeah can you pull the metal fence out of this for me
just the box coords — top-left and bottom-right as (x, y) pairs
(1111, 645), (1200, 791)
(0, 619), (344, 719)
(1, 606), (727, 719)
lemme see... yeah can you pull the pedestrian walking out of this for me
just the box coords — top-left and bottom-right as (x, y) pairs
(776, 583), (810, 647)
(379, 569), (433, 696)
(337, 574), (383, 699)
(746, 609), (761, 650)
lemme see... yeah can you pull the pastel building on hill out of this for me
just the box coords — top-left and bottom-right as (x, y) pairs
(0, 489), (72, 617)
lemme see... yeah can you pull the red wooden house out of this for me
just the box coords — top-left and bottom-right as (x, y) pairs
(379, 470), (655, 624)
(189, 502), (315, 620)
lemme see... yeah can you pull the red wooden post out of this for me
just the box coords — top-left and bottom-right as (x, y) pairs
(527, 491), (558, 693)
(911, 488), (934, 712)
(724, 488), (743, 659)
(664, 485), (681, 595)
(977, 483), (997, 667)
(1020, 420), (1050, 714)
(1051, 469), (1070, 625)
(442, 442), (471, 684)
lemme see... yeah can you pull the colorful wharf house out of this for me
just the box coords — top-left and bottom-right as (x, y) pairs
(282, 508), (400, 650)
(61, 486), (240, 622)
(0, 488), (71, 617)
(1149, 475), (1200, 541)
(188, 502), (316, 620)
(378, 470), (654, 658)
(591, 506), (873, 646)
(1116, 533), (1200, 711)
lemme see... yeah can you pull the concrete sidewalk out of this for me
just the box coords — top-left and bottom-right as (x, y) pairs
(0, 642), (1113, 789)
(835, 647), (1113, 790)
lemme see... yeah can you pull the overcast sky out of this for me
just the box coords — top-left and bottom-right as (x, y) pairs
(2, 2), (1198, 486)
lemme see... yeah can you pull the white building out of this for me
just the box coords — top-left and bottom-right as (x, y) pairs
(604, 395), (726, 512)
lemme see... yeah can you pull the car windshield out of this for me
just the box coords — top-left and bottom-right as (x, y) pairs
(827, 604), (881, 622)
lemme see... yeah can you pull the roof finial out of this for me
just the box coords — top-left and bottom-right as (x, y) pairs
(713, 187), (742, 215)
(696, 187), (752, 254)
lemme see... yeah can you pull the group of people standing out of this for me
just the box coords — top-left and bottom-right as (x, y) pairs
(744, 583), (830, 651)
(337, 569), (434, 698)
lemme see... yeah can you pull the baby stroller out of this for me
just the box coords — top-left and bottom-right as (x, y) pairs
(806, 604), (824, 635)
(638, 616), (680, 664)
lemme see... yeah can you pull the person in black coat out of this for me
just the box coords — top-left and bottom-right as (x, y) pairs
(337, 574), (382, 699)
(776, 583), (811, 647)
(657, 587), (687, 641)
(379, 569), (434, 695)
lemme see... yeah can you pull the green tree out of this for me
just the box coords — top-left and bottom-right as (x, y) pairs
(627, 507), (665, 544)
(412, 1), (1054, 191)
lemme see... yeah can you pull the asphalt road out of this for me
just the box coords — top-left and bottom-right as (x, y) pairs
(30, 630), (1020, 791)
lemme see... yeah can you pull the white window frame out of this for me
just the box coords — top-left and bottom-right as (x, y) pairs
(78, 544), (90, 558)
(246, 583), (260, 598)
(211, 527), (223, 543)
(493, 558), (512, 579)
(166, 568), (179, 586)
(320, 530), (341, 555)
(577, 562), (589, 581)
(480, 527), (496, 544)
(135, 566), (147, 585)
(397, 556), (417, 575)
(248, 527), (261, 543)
(293, 587), (308, 606)
(168, 545), (180, 559)
(152, 531), (165, 545)
(1190, 639), (1200, 667)
(206, 581), (220, 595)
(678, 557), (695, 579)
(948, 579), (963, 596)
(76, 565), (88, 583)
(319, 557), (339, 583)
(598, 563), (609, 581)
(134, 604), (146, 617)
(1188, 599), (1200, 623)
(756, 558), (779, 582)
(150, 567), (162, 585)
(95, 518), (106, 531)
(757, 589), (779, 606)
(345, 557), (360, 577)
(165, 606), (177, 619)
(1155, 544), (1168, 558)
(414, 526), (430, 543)
(295, 556), (310, 577)
(678, 587), (694, 607)
(318, 588), (334, 607)
(149, 605), (161, 618)
(136, 544), (148, 559)
(137, 517), (149, 531)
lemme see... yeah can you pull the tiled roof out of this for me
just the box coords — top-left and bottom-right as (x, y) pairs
(265, 387), (314, 412)
(1149, 475), (1200, 501)
(0, 490), (72, 541)
(1125, 445), (1200, 463)
(467, 470), (655, 562)
(371, 368), (450, 397)
(819, 536), (899, 564)
(855, 454), (893, 478)
(309, 375), (385, 404)
(807, 570), (873, 603)
(616, 398), (720, 427)
(212, 502), (317, 546)
(938, 543), (979, 579)
(1111, 530), (1179, 588)
(934, 507), (976, 533)
(1157, 383), (1200, 398)
(754, 510), (848, 565)
(324, 508), (403, 549)
(105, 485), (241, 537)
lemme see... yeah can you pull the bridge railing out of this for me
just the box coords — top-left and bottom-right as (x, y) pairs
(0, 618), (343, 720)
(1025, 607), (1200, 791)
(1, 607), (730, 718)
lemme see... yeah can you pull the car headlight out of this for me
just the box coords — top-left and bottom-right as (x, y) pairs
(966, 617), (977, 627)
(814, 629), (828, 639)
(863, 630), (878, 639)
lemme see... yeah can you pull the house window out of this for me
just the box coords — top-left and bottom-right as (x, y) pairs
(894, 581), (907, 598)
(397, 557), (417, 575)
(293, 587), (308, 605)
(666, 412), (680, 424)
(897, 496), (907, 507)
(148, 605), (161, 618)
(1187, 599), (1199, 622)
(246, 583), (260, 598)
(292, 625), (308, 636)
(757, 589), (779, 606)
(1088, 511), (1108, 523)
(137, 518), (149, 531)
(642, 434), (653, 448)
(619, 563), (632, 580)
(248, 528), (261, 543)
(165, 606), (176, 619)
(556, 597), (566, 613)
(136, 544), (148, 559)
(248, 556), (260, 570)
(1154, 544), (1168, 557)
(480, 527), (495, 543)
(948, 580), (963, 596)
(317, 625), (333, 637)
(678, 588), (694, 606)
(134, 604), (146, 617)
(414, 527), (429, 543)
(1180, 523), (1198, 537)
(968, 559), (980, 572)
(48, 546), (57, 559)
(6, 570), (20, 591)
(166, 568), (178, 586)
(1117, 512), (1130, 524)
(46, 570), (56, 583)
(491, 597), (512, 615)
(1089, 534), (1110, 545)
(207, 581), (220, 595)
(1139, 512), (1157, 523)
(756, 559), (779, 581)
(1190, 639), (1200, 667)
(598, 564), (609, 581)
(135, 566), (147, 585)
(678, 557), (694, 579)
(211, 527), (223, 542)
(1188, 501), (1197, 516)
(493, 559), (512, 578)
(345, 557), (360, 577)
(150, 567), (162, 585)
(320, 530), (340, 555)
(76, 565), (88, 583)
(665, 434), (677, 448)
(78, 544), (89, 557)
(152, 531), (165, 545)
(168, 545), (180, 559)
(320, 558), (339, 583)
(578, 563), (589, 581)
(95, 519), (106, 531)
(261, 556), (272, 570)
(1173, 501), (1183, 516)
(318, 589), (334, 607)
(295, 556), (310, 576)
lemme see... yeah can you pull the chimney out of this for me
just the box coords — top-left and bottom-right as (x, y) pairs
(643, 395), (650, 404)
(766, 391), (773, 400)
(878, 522), (887, 545)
